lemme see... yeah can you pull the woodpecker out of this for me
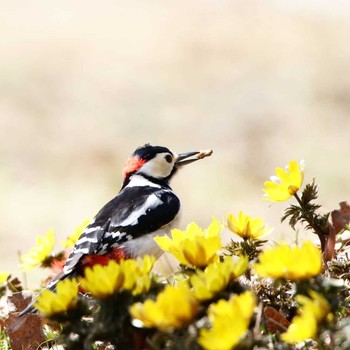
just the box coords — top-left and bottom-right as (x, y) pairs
(20, 144), (211, 315)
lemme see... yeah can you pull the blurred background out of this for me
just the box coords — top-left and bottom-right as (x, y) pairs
(1, 0), (350, 287)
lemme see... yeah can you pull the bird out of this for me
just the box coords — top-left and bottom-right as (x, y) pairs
(20, 144), (212, 315)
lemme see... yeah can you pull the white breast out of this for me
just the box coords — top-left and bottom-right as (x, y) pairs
(121, 214), (181, 258)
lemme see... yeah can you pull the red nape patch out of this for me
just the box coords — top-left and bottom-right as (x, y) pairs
(80, 247), (131, 271)
(123, 156), (146, 177)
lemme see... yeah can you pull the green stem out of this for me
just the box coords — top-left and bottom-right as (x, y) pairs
(293, 193), (326, 252)
(293, 192), (303, 207)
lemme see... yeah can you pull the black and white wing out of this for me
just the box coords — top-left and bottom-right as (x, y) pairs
(63, 186), (180, 275)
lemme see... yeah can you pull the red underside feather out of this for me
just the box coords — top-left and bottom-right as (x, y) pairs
(80, 247), (131, 270)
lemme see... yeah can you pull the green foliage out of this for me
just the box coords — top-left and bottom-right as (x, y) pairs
(225, 238), (268, 261)
(281, 180), (331, 252)
(282, 180), (328, 233)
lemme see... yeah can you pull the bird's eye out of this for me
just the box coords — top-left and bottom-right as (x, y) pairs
(165, 154), (173, 163)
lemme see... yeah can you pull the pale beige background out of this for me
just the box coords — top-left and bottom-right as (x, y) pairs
(1, 0), (350, 287)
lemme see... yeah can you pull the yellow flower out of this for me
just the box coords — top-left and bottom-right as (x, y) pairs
(281, 291), (332, 344)
(120, 256), (155, 295)
(198, 291), (256, 350)
(130, 284), (199, 331)
(191, 255), (248, 300)
(253, 241), (322, 280)
(263, 160), (304, 202)
(20, 229), (55, 271)
(227, 211), (272, 240)
(79, 256), (155, 299)
(80, 261), (124, 298)
(35, 278), (79, 316)
(61, 218), (91, 248)
(0, 273), (9, 284)
(155, 218), (222, 268)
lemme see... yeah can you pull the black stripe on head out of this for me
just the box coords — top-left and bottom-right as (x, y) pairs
(133, 144), (173, 161)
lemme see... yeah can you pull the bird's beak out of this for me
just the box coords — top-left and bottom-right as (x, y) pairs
(176, 149), (213, 166)
(175, 151), (201, 166)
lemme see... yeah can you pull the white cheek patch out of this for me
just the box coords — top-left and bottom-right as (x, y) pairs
(139, 153), (175, 178)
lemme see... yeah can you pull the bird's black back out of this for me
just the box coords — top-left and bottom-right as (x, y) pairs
(63, 183), (180, 274)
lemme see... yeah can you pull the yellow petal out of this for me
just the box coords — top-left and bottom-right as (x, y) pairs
(130, 285), (199, 331)
(254, 241), (322, 280)
(35, 279), (79, 316)
(198, 292), (256, 350)
(0, 273), (9, 284)
(61, 218), (91, 248)
(263, 161), (304, 202)
(227, 212), (271, 240)
(20, 229), (55, 271)
(155, 219), (222, 268)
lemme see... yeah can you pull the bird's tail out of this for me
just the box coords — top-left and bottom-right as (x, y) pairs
(18, 272), (70, 316)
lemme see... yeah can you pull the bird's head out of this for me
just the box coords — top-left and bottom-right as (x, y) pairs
(122, 144), (212, 187)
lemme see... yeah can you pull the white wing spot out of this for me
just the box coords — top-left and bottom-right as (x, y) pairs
(118, 194), (163, 227)
(76, 235), (99, 245)
(72, 247), (90, 255)
(83, 226), (101, 234)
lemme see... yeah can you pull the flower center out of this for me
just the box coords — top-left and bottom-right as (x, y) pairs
(288, 185), (299, 195)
